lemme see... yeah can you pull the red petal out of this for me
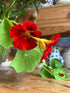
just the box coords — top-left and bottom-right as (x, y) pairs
(13, 36), (24, 50)
(10, 24), (22, 37)
(10, 24), (27, 38)
(47, 47), (52, 54)
(13, 36), (37, 50)
(23, 21), (38, 31)
(29, 30), (42, 38)
(51, 34), (60, 41)
(49, 34), (61, 46)
(41, 47), (52, 61)
(23, 37), (37, 50)
(41, 51), (48, 61)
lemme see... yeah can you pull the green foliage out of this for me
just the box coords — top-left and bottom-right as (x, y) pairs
(0, 0), (10, 18)
(1, 0), (16, 19)
(50, 58), (63, 69)
(39, 59), (68, 79)
(0, 18), (13, 47)
(9, 0), (47, 19)
(0, 0), (68, 80)
(0, 0), (48, 20)
(10, 46), (43, 72)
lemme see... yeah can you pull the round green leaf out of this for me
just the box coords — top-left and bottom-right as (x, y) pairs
(10, 46), (43, 72)
(0, 18), (13, 47)
(50, 58), (62, 69)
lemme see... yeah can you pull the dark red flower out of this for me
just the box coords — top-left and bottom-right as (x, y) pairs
(41, 34), (60, 61)
(10, 21), (41, 50)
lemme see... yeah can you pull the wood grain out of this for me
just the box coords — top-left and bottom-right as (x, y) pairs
(17, 3), (70, 38)
(0, 67), (70, 93)
(36, 4), (70, 38)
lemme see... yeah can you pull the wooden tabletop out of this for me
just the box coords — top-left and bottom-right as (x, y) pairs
(0, 67), (70, 93)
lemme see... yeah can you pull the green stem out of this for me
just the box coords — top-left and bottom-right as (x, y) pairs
(42, 66), (53, 75)
(42, 59), (47, 66)
(32, 2), (39, 15)
(42, 60), (54, 75)
(11, 20), (19, 25)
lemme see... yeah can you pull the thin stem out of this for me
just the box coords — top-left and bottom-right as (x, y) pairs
(1, 0), (16, 19)
(42, 66), (53, 76)
(11, 20), (19, 25)
(42, 60), (54, 75)
(42, 59), (47, 66)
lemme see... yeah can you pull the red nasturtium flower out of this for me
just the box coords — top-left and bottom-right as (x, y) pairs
(30, 34), (60, 61)
(10, 21), (41, 50)
(41, 34), (60, 61)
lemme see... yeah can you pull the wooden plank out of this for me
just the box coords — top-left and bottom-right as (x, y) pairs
(37, 4), (70, 20)
(18, 3), (70, 38)
(37, 18), (70, 25)
(36, 4), (70, 37)
(38, 24), (70, 35)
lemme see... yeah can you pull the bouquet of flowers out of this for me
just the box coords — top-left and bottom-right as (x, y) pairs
(0, 17), (70, 79)
(0, 0), (70, 80)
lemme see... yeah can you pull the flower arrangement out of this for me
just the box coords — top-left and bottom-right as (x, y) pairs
(0, 0), (70, 80)
(0, 17), (70, 80)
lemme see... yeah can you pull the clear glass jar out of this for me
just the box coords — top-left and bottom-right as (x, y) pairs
(0, 46), (17, 77)
(0, 46), (11, 76)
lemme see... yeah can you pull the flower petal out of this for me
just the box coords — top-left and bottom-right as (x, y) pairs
(23, 37), (37, 50)
(49, 34), (61, 46)
(23, 21), (38, 31)
(10, 24), (22, 37)
(51, 34), (60, 41)
(13, 36), (24, 50)
(10, 24), (27, 38)
(13, 36), (37, 50)
(41, 47), (52, 61)
(29, 30), (42, 38)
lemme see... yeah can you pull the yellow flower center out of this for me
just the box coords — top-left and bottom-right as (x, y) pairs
(21, 31), (31, 39)
(24, 31), (30, 37)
